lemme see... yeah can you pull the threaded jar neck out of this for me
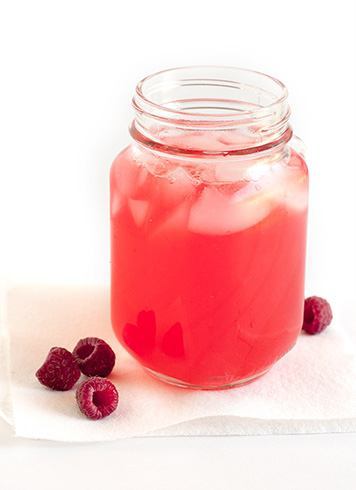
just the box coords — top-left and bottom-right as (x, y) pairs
(131, 66), (292, 157)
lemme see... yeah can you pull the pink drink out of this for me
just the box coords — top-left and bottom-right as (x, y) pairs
(111, 67), (308, 389)
(111, 140), (308, 388)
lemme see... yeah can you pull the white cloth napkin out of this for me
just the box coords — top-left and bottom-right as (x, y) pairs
(1, 285), (356, 442)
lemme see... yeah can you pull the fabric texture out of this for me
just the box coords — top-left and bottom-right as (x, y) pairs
(1, 286), (356, 442)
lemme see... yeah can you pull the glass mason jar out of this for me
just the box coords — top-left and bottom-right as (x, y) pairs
(110, 66), (308, 389)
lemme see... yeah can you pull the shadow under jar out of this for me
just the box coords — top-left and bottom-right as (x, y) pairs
(110, 66), (308, 389)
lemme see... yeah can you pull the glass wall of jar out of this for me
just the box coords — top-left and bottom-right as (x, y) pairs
(110, 67), (308, 389)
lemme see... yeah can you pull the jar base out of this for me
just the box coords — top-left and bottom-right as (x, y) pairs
(144, 366), (271, 391)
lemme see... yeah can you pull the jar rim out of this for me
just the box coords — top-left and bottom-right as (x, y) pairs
(133, 65), (288, 122)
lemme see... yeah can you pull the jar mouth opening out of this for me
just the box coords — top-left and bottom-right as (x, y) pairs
(133, 66), (288, 123)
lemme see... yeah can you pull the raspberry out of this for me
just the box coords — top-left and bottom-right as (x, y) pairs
(302, 296), (333, 335)
(36, 347), (81, 391)
(76, 377), (119, 420)
(73, 337), (116, 377)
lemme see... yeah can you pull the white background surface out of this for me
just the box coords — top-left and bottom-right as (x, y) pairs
(1, 0), (356, 488)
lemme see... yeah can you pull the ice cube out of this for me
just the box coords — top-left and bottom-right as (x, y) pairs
(136, 165), (149, 187)
(152, 201), (191, 236)
(110, 194), (121, 217)
(214, 162), (249, 183)
(198, 165), (217, 183)
(217, 127), (259, 147)
(188, 185), (272, 235)
(159, 128), (207, 150)
(271, 164), (308, 212)
(130, 165), (154, 200)
(285, 174), (308, 211)
(112, 148), (152, 200)
(158, 167), (197, 209)
(128, 199), (149, 227)
(114, 160), (138, 197)
(246, 162), (271, 181)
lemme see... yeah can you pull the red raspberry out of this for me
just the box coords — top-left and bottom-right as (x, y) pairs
(302, 296), (333, 335)
(73, 337), (116, 377)
(36, 347), (81, 391)
(76, 377), (119, 420)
